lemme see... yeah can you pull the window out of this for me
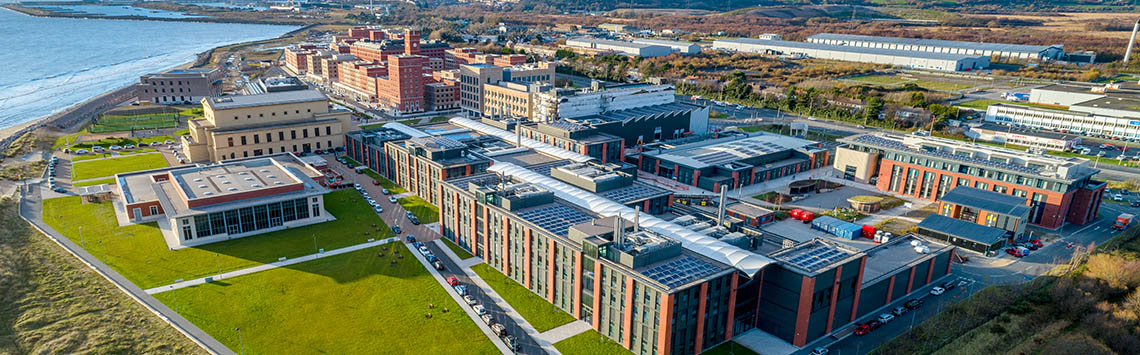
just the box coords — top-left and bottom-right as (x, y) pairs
(326, 126), (331, 135)
(279, 132), (284, 141)
(149, 206), (158, 215)
(303, 129), (309, 138)
(253, 135), (260, 144)
(314, 128), (320, 137)
(243, 151), (248, 157)
(291, 130), (297, 140)
(266, 133), (272, 143)
(227, 137), (234, 147)
(241, 136), (247, 145)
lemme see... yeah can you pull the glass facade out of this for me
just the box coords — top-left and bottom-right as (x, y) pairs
(192, 198), (315, 240)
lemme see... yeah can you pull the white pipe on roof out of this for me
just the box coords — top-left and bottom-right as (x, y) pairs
(488, 162), (773, 276)
(450, 117), (594, 163)
(382, 122), (429, 138)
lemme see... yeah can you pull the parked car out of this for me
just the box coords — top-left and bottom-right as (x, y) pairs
(1113, 194), (1124, 201)
(52, 187), (67, 194)
(878, 313), (895, 323)
(164, 139), (175, 144)
(425, 254), (436, 263)
(391, 225), (401, 234)
(1132, 201), (1140, 207)
(942, 280), (957, 291)
(389, 196), (398, 203)
(371, 180), (380, 186)
(137, 142), (149, 147)
(433, 261), (445, 270)
(374, 206), (383, 213)
(463, 295), (477, 305)
(480, 314), (493, 324)
(454, 285), (467, 296)
(406, 235), (415, 243)
(1028, 239), (1044, 248)
(1006, 247), (1026, 258)
(867, 319), (883, 330)
(904, 299), (923, 310)
(418, 245), (429, 254)
(75, 149), (88, 154)
(447, 277), (459, 286)
(504, 335), (520, 351)
(853, 323), (872, 336)
(382, 188), (390, 195)
(930, 286), (946, 296)
(124, 144), (135, 149)
(473, 305), (488, 316)
(410, 217), (421, 225)
(810, 348), (829, 355)
(406, 211), (414, 219)
(489, 323), (506, 336)
(892, 306), (907, 317)
(353, 183), (362, 190)
(92, 146), (104, 152)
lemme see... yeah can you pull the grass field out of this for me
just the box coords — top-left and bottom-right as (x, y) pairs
(553, 330), (632, 355)
(912, 79), (973, 92)
(153, 243), (497, 355)
(71, 148), (158, 162)
(471, 263), (575, 332)
(70, 153), (169, 181)
(429, 116), (452, 123)
(399, 118), (420, 125)
(849, 74), (910, 85)
(73, 178), (116, 187)
(398, 196), (439, 224)
(359, 122), (385, 131)
(52, 129), (89, 150)
(848, 75), (974, 92)
(341, 156), (407, 194)
(66, 135), (177, 151)
(0, 200), (203, 354)
(89, 112), (180, 133)
(42, 189), (393, 289)
(441, 237), (474, 260)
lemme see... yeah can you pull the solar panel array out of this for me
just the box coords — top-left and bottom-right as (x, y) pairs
(601, 102), (694, 123)
(782, 247), (850, 272)
(547, 121), (590, 132)
(852, 135), (1043, 175)
(515, 203), (594, 236)
(600, 183), (668, 203)
(641, 256), (720, 289)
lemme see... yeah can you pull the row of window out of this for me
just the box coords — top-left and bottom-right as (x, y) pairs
(183, 198), (318, 240)
(226, 127), (332, 147)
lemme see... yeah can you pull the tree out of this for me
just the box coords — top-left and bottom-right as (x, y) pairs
(863, 97), (884, 125)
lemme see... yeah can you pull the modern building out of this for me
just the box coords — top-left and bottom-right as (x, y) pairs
(533, 83), (686, 123)
(916, 215), (1008, 255)
(181, 90), (352, 162)
(937, 186), (1029, 241)
(598, 23), (634, 33)
(138, 68), (223, 105)
(640, 133), (833, 191)
(712, 38), (990, 72)
(965, 122), (1081, 151)
(283, 43), (322, 74)
(565, 37), (674, 58)
(631, 39), (702, 55)
(835, 132), (1105, 229)
(518, 120), (625, 164)
(985, 83), (1140, 141)
(458, 62), (556, 117)
(113, 153), (332, 249)
(805, 33), (1065, 62)
(257, 76), (309, 93)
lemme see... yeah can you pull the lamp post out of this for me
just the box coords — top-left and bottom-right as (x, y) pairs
(235, 327), (245, 355)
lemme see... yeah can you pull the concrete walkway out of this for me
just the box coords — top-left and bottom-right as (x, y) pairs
(410, 241), (513, 354)
(145, 237), (399, 294)
(536, 321), (592, 345)
(434, 240), (562, 355)
(459, 256), (484, 268)
(393, 192), (415, 199)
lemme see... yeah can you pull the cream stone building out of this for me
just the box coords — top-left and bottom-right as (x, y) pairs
(181, 90), (352, 162)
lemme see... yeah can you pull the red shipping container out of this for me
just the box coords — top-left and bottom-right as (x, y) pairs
(800, 211), (814, 223)
(861, 225), (875, 239)
(790, 209), (803, 220)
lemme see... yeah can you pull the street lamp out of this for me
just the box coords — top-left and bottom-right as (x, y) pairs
(235, 327), (245, 355)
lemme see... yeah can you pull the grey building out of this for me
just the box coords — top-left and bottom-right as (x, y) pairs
(712, 38), (990, 72)
(138, 68), (223, 104)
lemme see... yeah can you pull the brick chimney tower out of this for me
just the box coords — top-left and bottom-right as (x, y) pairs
(404, 29), (421, 56)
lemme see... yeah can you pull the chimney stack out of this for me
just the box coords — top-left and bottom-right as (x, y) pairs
(1125, 19), (1140, 64)
(717, 185), (728, 227)
(633, 206), (640, 233)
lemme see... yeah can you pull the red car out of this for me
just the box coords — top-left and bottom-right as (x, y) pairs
(1005, 248), (1025, 258)
(372, 180), (380, 186)
(854, 323), (871, 336)
(447, 277), (459, 286)
(1028, 239), (1044, 248)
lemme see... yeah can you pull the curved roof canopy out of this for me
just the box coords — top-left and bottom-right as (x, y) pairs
(489, 162), (773, 276)
(450, 117), (594, 163)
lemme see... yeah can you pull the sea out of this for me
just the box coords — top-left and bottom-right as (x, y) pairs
(0, 3), (296, 131)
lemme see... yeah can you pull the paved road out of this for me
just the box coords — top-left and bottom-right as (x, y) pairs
(802, 197), (1137, 355)
(423, 241), (544, 354)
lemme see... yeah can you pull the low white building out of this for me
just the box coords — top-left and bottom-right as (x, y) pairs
(631, 38), (701, 55)
(564, 37), (673, 57)
(533, 83), (678, 122)
(712, 38), (990, 72)
(805, 33), (1065, 62)
(985, 83), (1140, 141)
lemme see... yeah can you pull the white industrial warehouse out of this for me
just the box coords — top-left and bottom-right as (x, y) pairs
(805, 33), (1065, 61)
(985, 84), (1140, 141)
(712, 38), (990, 72)
(631, 38), (702, 55)
(564, 37), (674, 57)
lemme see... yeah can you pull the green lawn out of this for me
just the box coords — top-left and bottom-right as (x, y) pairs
(72, 149), (159, 162)
(153, 243), (497, 355)
(471, 263), (575, 332)
(42, 189), (393, 289)
(359, 123), (385, 130)
(912, 79), (973, 92)
(442, 237), (474, 260)
(429, 116), (452, 123)
(399, 118), (420, 125)
(89, 112), (180, 133)
(65, 135), (177, 151)
(71, 153), (169, 181)
(848, 75), (974, 92)
(52, 129), (89, 150)
(703, 341), (760, 355)
(553, 330), (632, 355)
(399, 196), (439, 224)
(73, 178), (116, 187)
(174, 129), (190, 136)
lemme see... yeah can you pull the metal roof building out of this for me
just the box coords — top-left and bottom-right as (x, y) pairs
(806, 33), (1064, 61)
(712, 38), (989, 72)
(916, 214), (1008, 254)
(565, 37), (674, 57)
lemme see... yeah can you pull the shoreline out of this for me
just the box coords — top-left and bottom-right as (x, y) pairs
(0, 8), (311, 146)
(0, 3), (338, 26)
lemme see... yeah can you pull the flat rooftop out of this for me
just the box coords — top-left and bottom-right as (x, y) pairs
(1074, 96), (1140, 113)
(916, 214), (1008, 246)
(841, 133), (1095, 181)
(647, 133), (818, 169)
(769, 239), (861, 274)
(861, 234), (953, 284)
(515, 200), (597, 237)
(715, 38), (988, 61)
(206, 90), (327, 110)
(971, 122), (1081, 141)
(941, 186), (1030, 217)
(567, 37), (663, 49)
(118, 154), (325, 206)
(807, 33), (1060, 54)
(598, 181), (671, 204)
